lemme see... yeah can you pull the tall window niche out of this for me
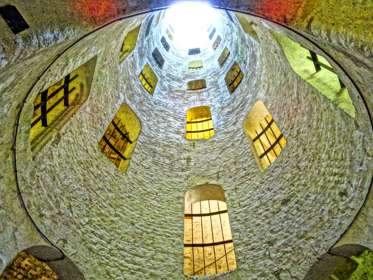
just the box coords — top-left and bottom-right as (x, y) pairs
(273, 32), (355, 118)
(244, 101), (286, 170)
(225, 62), (244, 94)
(119, 24), (141, 62)
(235, 13), (258, 40)
(218, 47), (230, 67)
(30, 57), (97, 153)
(185, 106), (214, 140)
(184, 184), (237, 277)
(139, 63), (158, 95)
(98, 104), (141, 172)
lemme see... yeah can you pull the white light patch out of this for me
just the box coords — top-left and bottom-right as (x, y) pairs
(164, 2), (219, 52)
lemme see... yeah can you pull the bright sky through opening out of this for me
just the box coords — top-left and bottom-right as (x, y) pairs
(164, 2), (219, 51)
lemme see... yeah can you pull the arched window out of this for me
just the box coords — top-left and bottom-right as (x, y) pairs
(186, 106), (214, 140)
(184, 184), (237, 277)
(187, 79), (206, 91)
(244, 101), (286, 170)
(138, 63), (158, 95)
(0, 246), (84, 280)
(218, 47), (230, 67)
(225, 62), (244, 93)
(274, 32), (355, 118)
(30, 57), (97, 153)
(119, 24), (141, 62)
(99, 104), (141, 172)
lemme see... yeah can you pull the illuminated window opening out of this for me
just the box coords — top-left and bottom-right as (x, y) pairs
(212, 35), (222, 50)
(244, 101), (286, 170)
(273, 32), (355, 118)
(166, 28), (173, 41)
(225, 62), (244, 93)
(187, 79), (206, 91)
(145, 15), (154, 37)
(152, 47), (165, 69)
(139, 63), (158, 94)
(161, 36), (170, 51)
(98, 104), (141, 172)
(209, 27), (216, 40)
(186, 106), (214, 140)
(30, 57), (97, 153)
(235, 13), (258, 40)
(218, 47), (230, 67)
(184, 184), (237, 277)
(119, 24), (141, 62)
(188, 60), (203, 71)
(0, 5), (29, 34)
(189, 48), (201, 55)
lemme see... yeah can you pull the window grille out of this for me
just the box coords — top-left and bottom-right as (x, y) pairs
(188, 60), (203, 71)
(244, 101), (286, 170)
(185, 106), (214, 140)
(138, 63), (158, 94)
(98, 104), (141, 172)
(212, 35), (222, 50)
(209, 27), (216, 40)
(152, 47), (165, 69)
(188, 48), (201, 55)
(225, 62), (244, 93)
(218, 47), (230, 67)
(187, 79), (206, 91)
(30, 57), (97, 153)
(161, 36), (170, 52)
(184, 185), (237, 277)
(119, 24), (141, 61)
(0, 5), (29, 34)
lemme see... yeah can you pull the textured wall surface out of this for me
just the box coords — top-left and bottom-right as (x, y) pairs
(0, 9), (368, 280)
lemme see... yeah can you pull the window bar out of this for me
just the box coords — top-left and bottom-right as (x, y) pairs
(184, 209), (227, 218)
(63, 74), (70, 106)
(228, 69), (242, 88)
(208, 200), (218, 274)
(184, 240), (234, 248)
(260, 121), (278, 157)
(200, 201), (206, 276)
(40, 89), (48, 127)
(102, 135), (128, 161)
(140, 72), (154, 91)
(258, 133), (284, 159)
(255, 129), (272, 164)
(217, 202), (230, 272)
(187, 118), (212, 124)
(186, 128), (214, 134)
(309, 50), (321, 72)
(252, 118), (274, 141)
(265, 116), (283, 149)
(112, 120), (133, 144)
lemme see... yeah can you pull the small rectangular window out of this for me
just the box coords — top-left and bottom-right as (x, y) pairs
(225, 62), (244, 93)
(161, 36), (170, 52)
(212, 35), (222, 50)
(139, 63), (158, 94)
(186, 106), (214, 140)
(152, 47), (165, 69)
(0, 5), (29, 34)
(166, 29), (173, 41)
(218, 47), (230, 67)
(236, 13), (258, 39)
(99, 104), (141, 172)
(188, 48), (201, 55)
(187, 79), (206, 91)
(119, 24), (141, 62)
(188, 60), (203, 71)
(145, 15), (154, 37)
(209, 27), (216, 40)
(244, 101), (286, 170)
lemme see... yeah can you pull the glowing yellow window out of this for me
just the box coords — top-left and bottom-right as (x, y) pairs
(225, 62), (244, 93)
(235, 13), (258, 40)
(187, 79), (206, 91)
(98, 104), (141, 172)
(218, 47), (230, 67)
(119, 24), (141, 62)
(188, 60), (203, 71)
(184, 184), (237, 277)
(139, 63), (158, 94)
(186, 106), (214, 140)
(30, 57), (97, 153)
(212, 35), (222, 50)
(244, 101), (286, 170)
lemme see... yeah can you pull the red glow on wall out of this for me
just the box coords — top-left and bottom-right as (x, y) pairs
(72, 0), (126, 24)
(255, 0), (302, 23)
